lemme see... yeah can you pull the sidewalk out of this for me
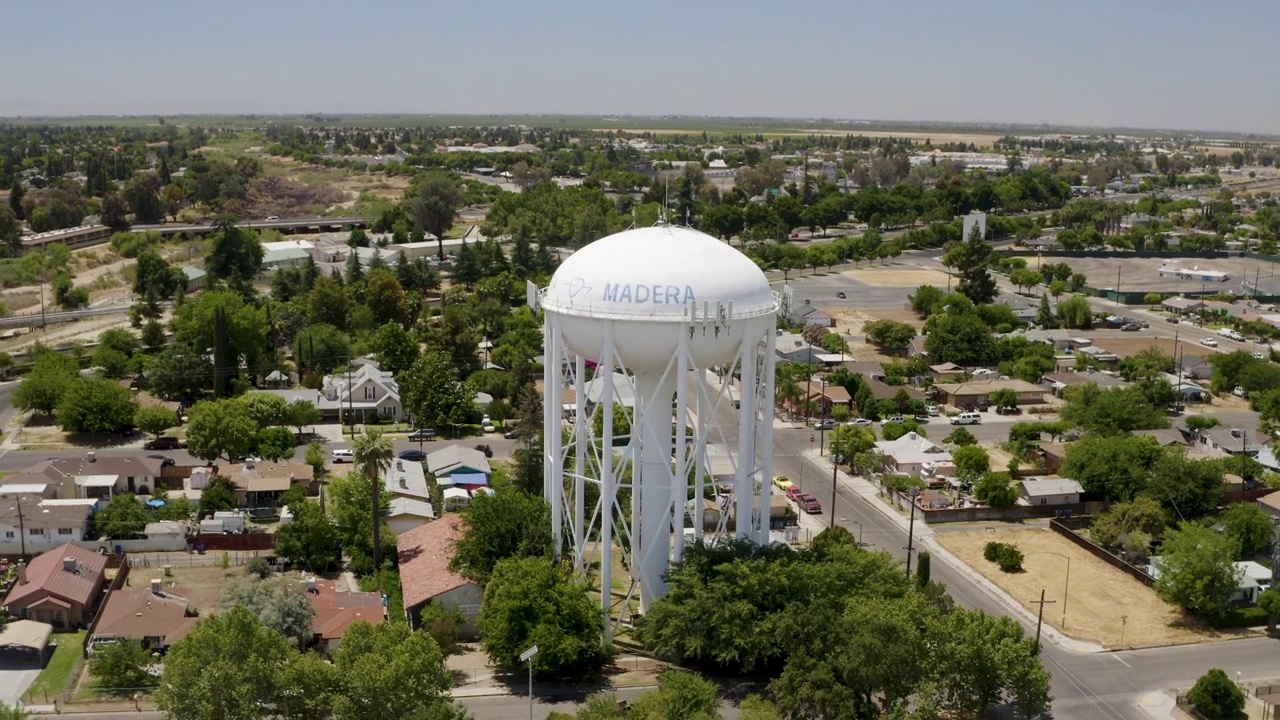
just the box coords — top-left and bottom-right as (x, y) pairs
(800, 448), (1106, 655)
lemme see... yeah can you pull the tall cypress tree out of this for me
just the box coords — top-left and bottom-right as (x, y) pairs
(212, 306), (231, 397)
(8, 176), (24, 220)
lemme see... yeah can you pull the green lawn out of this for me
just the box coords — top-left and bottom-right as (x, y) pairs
(23, 630), (86, 703)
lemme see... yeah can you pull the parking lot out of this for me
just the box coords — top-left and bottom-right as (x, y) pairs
(1035, 254), (1280, 295)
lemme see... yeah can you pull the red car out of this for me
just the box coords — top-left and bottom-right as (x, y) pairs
(785, 486), (805, 502)
(798, 494), (823, 514)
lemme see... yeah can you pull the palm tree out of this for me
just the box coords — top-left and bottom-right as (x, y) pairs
(353, 429), (394, 571)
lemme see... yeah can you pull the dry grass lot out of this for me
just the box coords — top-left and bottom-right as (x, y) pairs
(156, 564), (238, 614)
(842, 267), (951, 288)
(1082, 336), (1217, 361)
(937, 527), (1260, 648)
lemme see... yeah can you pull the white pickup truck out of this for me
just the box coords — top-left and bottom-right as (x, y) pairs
(1217, 328), (1245, 342)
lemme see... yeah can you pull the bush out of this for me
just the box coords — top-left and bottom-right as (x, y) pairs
(245, 556), (273, 580)
(1208, 606), (1270, 629)
(984, 541), (1024, 572)
(1186, 668), (1245, 719)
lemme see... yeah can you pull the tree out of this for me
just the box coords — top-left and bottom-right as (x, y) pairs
(450, 488), (554, 584)
(1059, 435), (1163, 501)
(199, 475), (238, 515)
(1141, 450), (1224, 520)
(8, 177), (25, 221)
(1060, 383), (1168, 435)
(306, 275), (351, 331)
(255, 426), (297, 462)
(14, 351), (80, 416)
(186, 398), (258, 462)
(406, 175), (463, 260)
(206, 218), (265, 290)
(1154, 524), (1239, 619)
(986, 388), (1016, 413)
(1056, 296), (1093, 329)
(1049, 279), (1068, 298)
(274, 499), (340, 572)
(293, 323), (352, 375)
(90, 640), (156, 695)
(628, 670), (721, 720)
(56, 377), (138, 434)
(0, 206), (22, 255)
(974, 472), (1018, 509)
(944, 427), (978, 447)
(100, 193), (131, 233)
(353, 429), (394, 572)
(479, 555), (606, 678)
(1186, 668), (1245, 720)
(1090, 497), (1166, 552)
(946, 223), (997, 305)
(171, 291), (268, 390)
(401, 351), (478, 433)
(96, 493), (150, 539)
(156, 606), (293, 720)
(862, 320), (916, 353)
(327, 472), (394, 577)
(1143, 292), (1164, 309)
(239, 392), (289, 429)
(1220, 503), (1274, 558)
(147, 347), (212, 403)
(333, 621), (452, 719)
(952, 445), (990, 484)
(829, 426), (876, 464)
(925, 608), (1051, 717)
(134, 249), (181, 298)
(220, 576), (317, 648)
(372, 322), (420, 375)
(1009, 268), (1042, 293)
(922, 311), (997, 367)
(274, 651), (339, 720)
(286, 399), (323, 437)
(364, 270), (406, 325)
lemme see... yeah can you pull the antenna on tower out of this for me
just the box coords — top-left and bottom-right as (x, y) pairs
(660, 176), (670, 226)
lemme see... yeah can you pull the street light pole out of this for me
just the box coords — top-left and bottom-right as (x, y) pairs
(828, 458), (838, 529)
(520, 645), (538, 720)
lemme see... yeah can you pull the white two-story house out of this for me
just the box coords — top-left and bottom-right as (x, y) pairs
(267, 358), (402, 423)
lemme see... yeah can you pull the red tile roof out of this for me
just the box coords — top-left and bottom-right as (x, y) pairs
(396, 519), (475, 611)
(309, 579), (384, 640)
(4, 542), (107, 609)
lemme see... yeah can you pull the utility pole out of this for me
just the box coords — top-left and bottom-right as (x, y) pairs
(904, 487), (921, 577)
(828, 458), (838, 529)
(16, 498), (26, 556)
(1115, 266), (1121, 306)
(1031, 589), (1056, 655)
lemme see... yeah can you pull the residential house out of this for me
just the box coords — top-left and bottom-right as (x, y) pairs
(181, 266), (208, 292)
(908, 336), (929, 359)
(220, 462), (313, 507)
(4, 543), (107, 629)
(1076, 345), (1119, 369)
(867, 379), (927, 404)
(1040, 371), (1127, 398)
(784, 299), (833, 329)
(397, 519), (483, 637)
(932, 379), (1045, 408)
(874, 432), (953, 478)
(388, 498), (436, 536)
(384, 458), (430, 504)
(1192, 426), (1262, 459)
(999, 328), (1073, 351)
(1255, 491), (1280, 520)
(90, 582), (199, 651)
(1035, 443), (1067, 474)
(1019, 477), (1084, 505)
(583, 372), (637, 409)
(426, 446), (492, 481)
(1175, 354), (1214, 380)
(265, 359), (401, 422)
(1148, 559), (1269, 604)
(1132, 429), (1186, 448)
(308, 578), (385, 651)
(928, 363), (965, 380)
(0, 499), (93, 556)
(29, 454), (165, 499)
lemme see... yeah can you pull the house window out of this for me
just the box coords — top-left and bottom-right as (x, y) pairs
(364, 386), (376, 400)
(58, 528), (73, 535)
(29, 528), (43, 535)
(1040, 498), (1047, 505)
(3, 532), (11, 539)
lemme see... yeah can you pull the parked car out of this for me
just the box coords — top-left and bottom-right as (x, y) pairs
(798, 494), (823, 514)
(331, 449), (354, 463)
(146, 454), (177, 467)
(144, 437), (186, 451)
(503, 428), (524, 439)
(785, 486), (805, 502)
(913, 414), (931, 423)
(482, 422), (496, 433)
(398, 449), (427, 461)
(836, 291), (847, 299)
(1121, 322), (1141, 332)
(848, 418), (873, 427)
(1165, 316), (1180, 324)
(882, 415), (905, 424)
(1253, 352), (1267, 360)
(815, 419), (839, 430)
(926, 405), (939, 416)
(772, 475), (794, 491)
(1200, 338), (1218, 347)
(407, 429), (436, 442)
(950, 412), (982, 425)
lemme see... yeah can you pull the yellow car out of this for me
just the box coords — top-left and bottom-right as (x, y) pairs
(772, 475), (794, 491)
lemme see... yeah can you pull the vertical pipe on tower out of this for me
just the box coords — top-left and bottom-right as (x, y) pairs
(635, 370), (675, 613)
(598, 322), (615, 635)
(756, 330), (778, 544)
(672, 330), (690, 563)
(735, 327), (758, 540)
(544, 320), (563, 559)
(573, 353), (587, 573)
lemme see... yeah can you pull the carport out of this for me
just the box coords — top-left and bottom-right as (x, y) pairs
(0, 620), (52, 666)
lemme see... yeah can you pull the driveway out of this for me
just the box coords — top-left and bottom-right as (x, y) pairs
(0, 664), (41, 706)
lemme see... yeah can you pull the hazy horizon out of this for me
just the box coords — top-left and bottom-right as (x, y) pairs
(5, 0), (1278, 135)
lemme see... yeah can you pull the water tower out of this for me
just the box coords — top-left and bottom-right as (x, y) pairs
(537, 225), (779, 629)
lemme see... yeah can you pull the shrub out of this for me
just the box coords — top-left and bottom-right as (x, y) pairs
(245, 556), (273, 580)
(1186, 668), (1244, 719)
(983, 541), (1024, 572)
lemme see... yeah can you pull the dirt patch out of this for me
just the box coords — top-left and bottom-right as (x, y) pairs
(843, 267), (951, 287)
(936, 527), (1259, 648)
(154, 564), (237, 615)
(1078, 335), (1216, 361)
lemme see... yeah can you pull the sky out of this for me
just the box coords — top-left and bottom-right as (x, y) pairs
(4, 0), (1278, 134)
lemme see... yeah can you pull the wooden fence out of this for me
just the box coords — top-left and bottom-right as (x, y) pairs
(188, 532), (275, 551)
(1049, 519), (1157, 588)
(82, 558), (131, 657)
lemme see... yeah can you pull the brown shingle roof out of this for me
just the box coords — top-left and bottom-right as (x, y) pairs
(396, 519), (475, 611)
(4, 542), (106, 609)
(91, 587), (198, 646)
